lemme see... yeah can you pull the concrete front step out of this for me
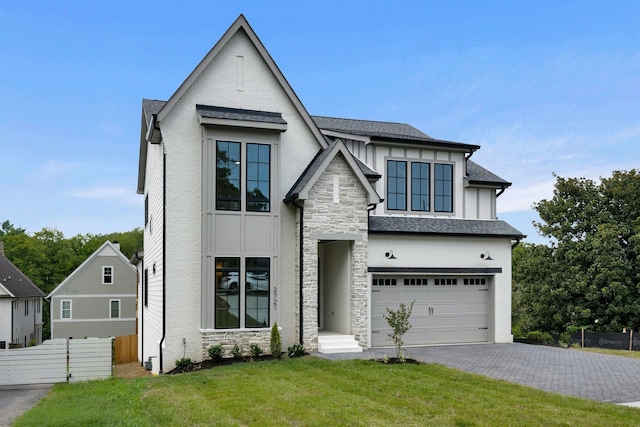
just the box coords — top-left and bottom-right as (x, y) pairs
(318, 334), (363, 354)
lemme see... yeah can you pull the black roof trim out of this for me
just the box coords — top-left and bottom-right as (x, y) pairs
(196, 104), (287, 124)
(369, 216), (525, 239)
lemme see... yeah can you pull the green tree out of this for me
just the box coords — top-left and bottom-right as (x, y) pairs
(512, 170), (640, 334)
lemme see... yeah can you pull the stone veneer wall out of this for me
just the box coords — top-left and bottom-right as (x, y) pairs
(297, 153), (370, 350)
(201, 330), (271, 359)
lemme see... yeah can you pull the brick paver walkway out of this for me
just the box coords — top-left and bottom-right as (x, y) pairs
(317, 343), (640, 404)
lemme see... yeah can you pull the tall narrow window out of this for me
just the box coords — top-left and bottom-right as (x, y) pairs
(246, 143), (270, 211)
(434, 164), (453, 212)
(61, 300), (71, 319)
(216, 141), (241, 210)
(411, 162), (430, 211)
(245, 258), (270, 328)
(110, 300), (120, 319)
(387, 160), (407, 210)
(215, 258), (240, 328)
(102, 266), (113, 284)
(144, 194), (149, 226)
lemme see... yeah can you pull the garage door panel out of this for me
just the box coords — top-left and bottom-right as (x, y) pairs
(371, 276), (489, 347)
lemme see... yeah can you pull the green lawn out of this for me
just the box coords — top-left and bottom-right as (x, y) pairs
(15, 357), (640, 426)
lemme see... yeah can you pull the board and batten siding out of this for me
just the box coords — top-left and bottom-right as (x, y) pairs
(141, 137), (165, 372)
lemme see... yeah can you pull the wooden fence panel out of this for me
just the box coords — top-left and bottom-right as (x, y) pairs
(0, 339), (67, 385)
(68, 338), (112, 383)
(114, 334), (138, 364)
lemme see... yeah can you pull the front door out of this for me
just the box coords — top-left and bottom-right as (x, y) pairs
(318, 241), (351, 334)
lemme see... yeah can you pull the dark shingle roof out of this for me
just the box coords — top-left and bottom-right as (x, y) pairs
(0, 253), (45, 298)
(312, 116), (480, 151)
(196, 105), (287, 125)
(312, 115), (433, 140)
(142, 99), (166, 126)
(369, 216), (525, 239)
(467, 160), (511, 187)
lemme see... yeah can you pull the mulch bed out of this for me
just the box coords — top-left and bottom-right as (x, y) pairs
(167, 353), (307, 375)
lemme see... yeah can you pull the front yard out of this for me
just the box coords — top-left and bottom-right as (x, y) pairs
(15, 356), (640, 426)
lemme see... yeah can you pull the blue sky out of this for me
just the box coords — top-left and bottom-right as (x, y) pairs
(1, 1), (638, 244)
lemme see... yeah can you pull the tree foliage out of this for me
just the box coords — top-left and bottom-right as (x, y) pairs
(0, 221), (143, 339)
(513, 170), (640, 334)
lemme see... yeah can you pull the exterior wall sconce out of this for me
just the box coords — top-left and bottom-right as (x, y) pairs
(385, 250), (397, 259)
(480, 251), (493, 260)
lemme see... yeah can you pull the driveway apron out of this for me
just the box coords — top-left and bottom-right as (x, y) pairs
(317, 343), (640, 404)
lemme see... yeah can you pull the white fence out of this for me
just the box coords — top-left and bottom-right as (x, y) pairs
(0, 338), (112, 386)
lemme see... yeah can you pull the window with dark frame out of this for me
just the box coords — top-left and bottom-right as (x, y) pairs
(215, 257), (240, 329)
(144, 194), (149, 226)
(216, 141), (242, 211)
(245, 257), (270, 328)
(144, 269), (149, 307)
(434, 163), (453, 212)
(387, 160), (407, 210)
(411, 162), (430, 211)
(246, 144), (270, 212)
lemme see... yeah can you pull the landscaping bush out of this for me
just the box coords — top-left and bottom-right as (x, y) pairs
(288, 344), (306, 358)
(175, 358), (195, 370)
(208, 344), (224, 362)
(231, 344), (243, 359)
(270, 322), (282, 358)
(526, 331), (553, 345)
(249, 343), (263, 357)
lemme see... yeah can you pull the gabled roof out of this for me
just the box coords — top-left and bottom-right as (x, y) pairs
(0, 249), (45, 298)
(369, 216), (525, 239)
(138, 14), (328, 194)
(312, 115), (480, 152)
(285, 139), (381, 205)
(467, 160), (511, 187)
(46, 241), (135, 299)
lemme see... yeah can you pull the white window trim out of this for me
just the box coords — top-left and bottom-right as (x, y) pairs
(102, 266), (114, 285)
(110, 299), (121, 319)
(61, 300), (72, 319)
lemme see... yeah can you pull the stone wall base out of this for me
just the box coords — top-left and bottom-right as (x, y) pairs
(201, 330), (271, 360)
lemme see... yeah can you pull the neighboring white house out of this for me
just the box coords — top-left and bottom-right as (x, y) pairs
(0, 241), (45, 348)
(47, 241), (137, 339)
(136, 15), (524, 373)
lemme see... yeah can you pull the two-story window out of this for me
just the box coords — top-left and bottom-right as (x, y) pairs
(387, 159), (453, 213)
(216, 141), (270, 212)
(214, 257), (270, 329)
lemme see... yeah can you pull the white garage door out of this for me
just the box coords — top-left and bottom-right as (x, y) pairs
(371, 276), (489, 347)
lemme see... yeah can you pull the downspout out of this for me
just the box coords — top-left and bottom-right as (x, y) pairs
(292, 199), (304, 345)
(159, 148), (167, 373)
(511, 239), (521, 249)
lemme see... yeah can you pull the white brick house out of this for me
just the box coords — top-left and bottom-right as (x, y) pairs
(136, 15), (524, 373)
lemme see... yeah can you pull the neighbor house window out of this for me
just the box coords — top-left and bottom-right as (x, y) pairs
(110, 300), (120, 319)
(102, 266), (113, 284)
(387, 160), (407, 210)
(214, 257), (270, 329)
(61, 300), (72, 319)
(216, 141), (271, 212)
(387, 160), (453, 213)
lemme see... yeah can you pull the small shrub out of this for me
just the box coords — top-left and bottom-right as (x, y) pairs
(270, 322), (282, 358)
(208, 344), (224, 362)
(175, 358), (194, 370)
(526, 331), (553, 345)
(231, 344), (243, 359)
(249, 343), (263, 357)
(559, 332), (571, 348)
(287, 344), (306, 358)
(383, 301), (415, 361)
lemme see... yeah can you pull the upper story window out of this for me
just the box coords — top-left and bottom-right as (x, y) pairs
(103, 266), (113, 284)
(110, 300), (121, 319)
(216, 141), (271, 212)
(61, 300), (72, 319)
(387, 159), (453, 213)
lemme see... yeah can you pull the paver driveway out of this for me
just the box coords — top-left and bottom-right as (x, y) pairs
(318, 343), (640, 404)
